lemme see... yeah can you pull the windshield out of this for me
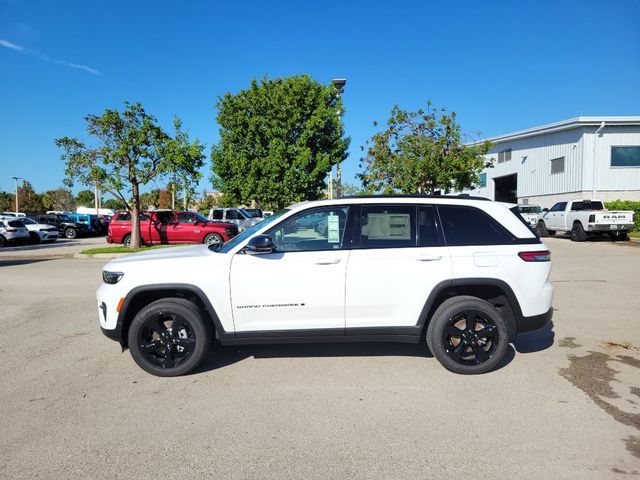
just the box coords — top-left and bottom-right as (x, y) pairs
(57, 215), (72, 222)
(192, 212), (211, 223)
(21, 218), (37, 225)
(212, 210), (288, 253)
(519, 206), (542, 214)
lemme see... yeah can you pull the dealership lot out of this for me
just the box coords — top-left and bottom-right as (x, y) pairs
(0, 237), (638, 479)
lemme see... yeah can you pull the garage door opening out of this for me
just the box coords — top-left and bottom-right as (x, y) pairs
(494, 173), (517, 203)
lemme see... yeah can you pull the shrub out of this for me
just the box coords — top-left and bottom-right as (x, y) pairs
(605, 200), (640, 232)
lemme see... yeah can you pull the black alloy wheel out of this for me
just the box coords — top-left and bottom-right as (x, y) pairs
(427, 296), (509, 374)
(128, 298), (210, 376)
(65, 227), (77, 239)
(441, 311), (499, 366)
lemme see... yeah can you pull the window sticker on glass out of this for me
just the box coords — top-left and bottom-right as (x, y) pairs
(327, 214), (340, 243)
(368, 213), (411, 240)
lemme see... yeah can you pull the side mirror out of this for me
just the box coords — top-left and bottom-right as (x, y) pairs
(245, 234), (275, 255)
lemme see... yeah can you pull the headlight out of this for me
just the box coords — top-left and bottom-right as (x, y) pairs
(102, 271), (124, 284)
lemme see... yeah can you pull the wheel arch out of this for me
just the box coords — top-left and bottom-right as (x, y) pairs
(417, 278), (522, 338)
(116, 283), (228, 348)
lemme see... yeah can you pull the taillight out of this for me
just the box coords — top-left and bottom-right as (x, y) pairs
(6, 228), (16, 232)
(588, 214), (595, 222)
(518, 250), (551, 262)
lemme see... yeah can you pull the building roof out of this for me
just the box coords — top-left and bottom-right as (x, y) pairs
(482, 116), (640, 144)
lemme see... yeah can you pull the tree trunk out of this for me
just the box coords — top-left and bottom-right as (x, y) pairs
(130, 182), (142, 248)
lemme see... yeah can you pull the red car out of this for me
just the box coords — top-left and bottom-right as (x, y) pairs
(107, 210), (238, 246)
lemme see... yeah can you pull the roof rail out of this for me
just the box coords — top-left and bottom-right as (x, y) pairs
(339, 194), (491, 201)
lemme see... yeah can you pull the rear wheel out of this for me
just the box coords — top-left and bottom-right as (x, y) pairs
(122, 234), (132, 247)
(0, 236), (5, 248)
(64, 227), (77, 239)
(203, 233), (223, 245)
(536, 221), (549, 237)
(570, 222), (588, 242)
(426, 296), (509, 374)
(128, 298), (211, 377)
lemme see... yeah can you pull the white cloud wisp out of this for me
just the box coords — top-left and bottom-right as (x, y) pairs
(0, 38), (101, 75)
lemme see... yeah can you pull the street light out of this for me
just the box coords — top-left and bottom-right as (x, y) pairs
(331, 78), (346, 198)
(11, 176), (23, 212)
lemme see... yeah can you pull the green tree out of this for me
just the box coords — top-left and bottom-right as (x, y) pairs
(17, 181), (44, 213)
(55, 102), (205, 248)
(75, 189), (96, 207)
(102, 198), (127, 210)
(139, 189), (161, 210)
(359, 101), (493, 194)
(0, 191), (14, 211)
(42, 188), (75, 211)
(211, 75), (350, 210)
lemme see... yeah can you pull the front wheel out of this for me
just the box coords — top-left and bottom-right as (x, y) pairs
(203, 233), (223, 246)
(426, 296), (509, 374)
(64, 228), (77, 239)
(29, 232), (41, 244)
(536, 221), (549, 237)
(128, 298), (211, 377)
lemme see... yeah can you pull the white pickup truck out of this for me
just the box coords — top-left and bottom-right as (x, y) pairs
(535, 199), (635, 241)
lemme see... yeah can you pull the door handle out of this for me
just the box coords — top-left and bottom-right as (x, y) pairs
(314, 258), (341, 265)
(416, 255), (442, 262)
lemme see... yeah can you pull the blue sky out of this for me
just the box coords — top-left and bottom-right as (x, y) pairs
(1, 0), (639, 197)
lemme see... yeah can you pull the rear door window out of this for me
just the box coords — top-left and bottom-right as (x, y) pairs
(437, 205), (514, 246)
(211, 210), (223, 220)
(359, 205), (416, 248)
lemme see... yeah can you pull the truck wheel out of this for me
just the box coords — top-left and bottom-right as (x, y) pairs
(64, 228), (77, 239)
(426, 296), (509, 375)
(203, 233), (223, 245)
(536, 221), (549, 237)
(122, 234), (132, 247)
(128, 298), (211, 377)
(570, 222), (588, 242)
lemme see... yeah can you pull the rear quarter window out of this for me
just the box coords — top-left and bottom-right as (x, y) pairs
(437, 205), (515, 246)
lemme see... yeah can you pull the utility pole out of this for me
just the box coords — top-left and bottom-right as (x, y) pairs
(11, 176), (23, 212)
(331, 78), (346, 198)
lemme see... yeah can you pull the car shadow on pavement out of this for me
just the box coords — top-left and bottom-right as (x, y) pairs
(195, 339), (519, 374)
(512, 321), (555, 353)
(0, 258), (56, 267)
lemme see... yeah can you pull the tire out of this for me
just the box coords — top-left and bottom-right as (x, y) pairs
(536, 221), (549, 237)
(203, 233), (223, 245)
(64, 228), (77, 239)
(426, 296), (509, 375)
(29, 232), (41, 244)
(127, 298), (212, 377)
(570, 222), (588, 242)
(122, 234), (132, 247)
(0, 235), (5, 248)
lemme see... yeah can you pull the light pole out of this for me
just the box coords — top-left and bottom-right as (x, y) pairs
(331, 78), (346, 198)
(11, 176), (23, 212)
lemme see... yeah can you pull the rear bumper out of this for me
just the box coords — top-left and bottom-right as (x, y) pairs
(587, 223), (634, 232)
(517, 306), (553, 334)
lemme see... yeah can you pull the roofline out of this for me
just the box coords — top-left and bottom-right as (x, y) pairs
(475, 116), (640, 145)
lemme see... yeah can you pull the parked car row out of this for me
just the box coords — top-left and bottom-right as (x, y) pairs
(518, 199), (635, 241)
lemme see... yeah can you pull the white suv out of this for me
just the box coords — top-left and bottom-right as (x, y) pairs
(97, 196), (553, 376)
(0, 217), (30, 247)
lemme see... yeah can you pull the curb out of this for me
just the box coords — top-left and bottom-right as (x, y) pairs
(73, 253), (129, 259)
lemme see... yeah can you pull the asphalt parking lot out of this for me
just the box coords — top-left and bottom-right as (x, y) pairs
(1, 236), (639, 479)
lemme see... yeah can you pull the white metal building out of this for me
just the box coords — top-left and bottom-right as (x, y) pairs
(465, 116), (640, 206)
